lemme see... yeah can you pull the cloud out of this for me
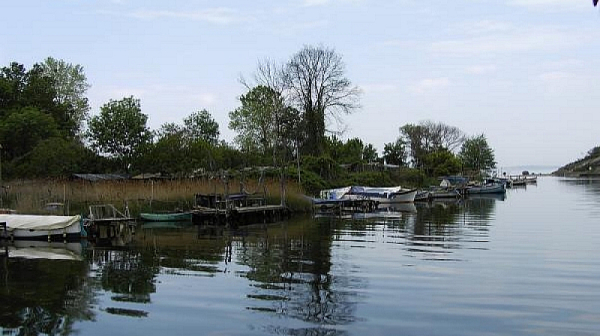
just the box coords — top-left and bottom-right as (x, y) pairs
(466, 65), (497, 75)
(457, 20), (513, 35)
(302, 0), (364, 7)
(410, 77), (449, 94)
(128, 8), (247, 24)
(303, 0), (330, 6)
(431, 27), (582, 55)
(508, 0), (588, 9)
(360, 83), (398, 93)
(539, 71), (572, 81)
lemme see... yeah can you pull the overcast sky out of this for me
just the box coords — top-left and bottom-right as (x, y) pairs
(1, 0), (599, 169)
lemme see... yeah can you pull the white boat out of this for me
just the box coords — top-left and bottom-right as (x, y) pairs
(0, 214), (82, 240)
(345, 186), (417, 203)
(319, 186), (352, 200)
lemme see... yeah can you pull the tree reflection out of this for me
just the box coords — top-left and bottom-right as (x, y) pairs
(236, 219), (361, 332)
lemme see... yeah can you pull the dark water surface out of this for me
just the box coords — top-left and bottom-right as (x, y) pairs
(2, 177), (600, 335)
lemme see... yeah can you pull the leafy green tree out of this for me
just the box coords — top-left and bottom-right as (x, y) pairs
(87, 96), (153, 172)
(340, 138), (364, 164)
(229, 85), (284, 155)
(422, 149), (461, 177)
(400, 123), (429, 168)
(0, 107), (59, 160)
(40, 57), (90, 136)
(13, 137), (100, 178)
(362, 144), (379, 163)
(459, 134), (496, 175)
(383, 138), (407, 166)
(183, 109), (220, 145)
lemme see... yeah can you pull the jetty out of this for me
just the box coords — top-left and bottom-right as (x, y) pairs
(84, 204), (136, 241)
(192, 193), (291, 227)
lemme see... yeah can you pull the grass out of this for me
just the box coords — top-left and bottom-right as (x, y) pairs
(2, 177), (313, 216)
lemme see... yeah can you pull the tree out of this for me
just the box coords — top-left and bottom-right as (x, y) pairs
(383, 138), (407, 166)
(229, 85), (284, 155)
(362, 144), (379, 163)
(40, 57), (90, 136)
(422, 149), (461, 177)
(400, 123), (428, 168)
(285, 45), (360, 155)
(420, 120), (465, 152)
(459, 134), (496, 176)
(87, 96), (153, 171)
(0, 107), (59, 161)
(400, 121), (465, 169)
(183, 109), (220, 145)
(14, 137), (99, 178)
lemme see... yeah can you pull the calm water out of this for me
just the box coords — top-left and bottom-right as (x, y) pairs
(2, 177), (600, 336)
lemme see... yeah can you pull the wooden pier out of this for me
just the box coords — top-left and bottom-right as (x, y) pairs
(84, 204), (136, 242)
(192, 193), (291, 228)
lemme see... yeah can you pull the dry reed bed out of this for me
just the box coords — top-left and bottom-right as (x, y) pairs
(4, 178), (311, 215)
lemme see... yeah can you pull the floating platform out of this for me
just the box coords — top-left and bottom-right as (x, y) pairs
(191, 193), (291, 227)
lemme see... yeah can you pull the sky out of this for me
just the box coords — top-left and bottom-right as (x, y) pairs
(1, 0), (599, 170)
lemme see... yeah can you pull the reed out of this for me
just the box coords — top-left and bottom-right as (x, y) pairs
(3, 177), (313, 215)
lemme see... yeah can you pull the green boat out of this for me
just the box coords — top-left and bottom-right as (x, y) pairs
(139, 212), (192, 222)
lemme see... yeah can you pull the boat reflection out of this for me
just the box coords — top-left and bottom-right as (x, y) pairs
(0, 242), (93, 335)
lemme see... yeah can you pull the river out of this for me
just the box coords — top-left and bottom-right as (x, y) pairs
(1, 176), (600, 336)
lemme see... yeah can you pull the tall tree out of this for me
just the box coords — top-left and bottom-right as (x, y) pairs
(0, 107), (59, 161)
(285, 45), (360, 155)
(183, 109), (220, 145)
(459, 134), (496, 176)
(229, 85), (284, 155)
(362, 143), (379, 163)
(87, 96), (153, 172)
(383, 138), (407, 166)
(400, 123), (429, 169)
(420, 120), (465, 152)
(40, 57), (90, 136)
(400, 121), (465, 169)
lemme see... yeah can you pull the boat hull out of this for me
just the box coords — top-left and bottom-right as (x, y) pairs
(140, 212), (192, 222)
(467, 183), (506, 194)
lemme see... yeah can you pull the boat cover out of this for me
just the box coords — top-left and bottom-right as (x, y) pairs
(0, 214), (81, 232)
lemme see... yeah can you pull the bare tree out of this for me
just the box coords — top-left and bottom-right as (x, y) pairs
(421, 120), (466, 153)
(284, 45), (361, 155)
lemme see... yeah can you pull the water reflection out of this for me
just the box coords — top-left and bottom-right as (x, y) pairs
(0, 242), (93, 336)
(237, 221), (361, 333)
(0, 189), (505, 336)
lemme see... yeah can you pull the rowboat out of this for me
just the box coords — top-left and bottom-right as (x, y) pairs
(139, 212), (192, 222)
(467, 182), (506, 194)
(0, 214), (82, 241)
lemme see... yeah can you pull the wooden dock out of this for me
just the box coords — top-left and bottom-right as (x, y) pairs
(84, 204), (136, 242)
(192, 193), (291, 227)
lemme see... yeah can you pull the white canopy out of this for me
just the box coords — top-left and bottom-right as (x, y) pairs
(0, 214), (81, 232)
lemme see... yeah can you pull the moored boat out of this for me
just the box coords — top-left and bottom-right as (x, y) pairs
(139, 211), (192, 222)
(467, 182), (506, 194)
(345, 186), (417, 203)
(0, 214), (82, 241)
